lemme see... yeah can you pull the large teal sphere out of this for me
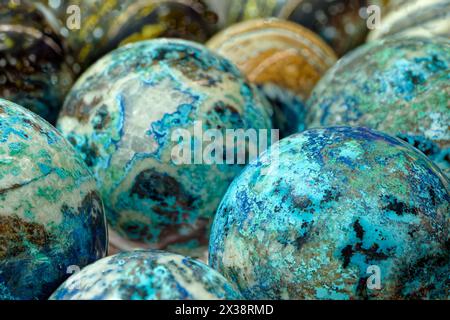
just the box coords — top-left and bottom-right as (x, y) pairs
(57, 39), (272, 256)
(209, 126), (449, 299)
(0, 99), (107, 300)
(50, 250), (242, 300)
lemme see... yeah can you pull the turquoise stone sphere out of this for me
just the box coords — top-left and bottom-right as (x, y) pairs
(0, 99), (107, 300)
(50, 250), (242, 300)
(57, 39), (272, 256)
(306, 37), (450, 171)
(209, 126), (449, 299)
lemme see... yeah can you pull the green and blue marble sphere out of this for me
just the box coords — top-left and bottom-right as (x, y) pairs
(50, 250), (242, 300)
(57, 39), (272, 256)
(209, 126), (449, 299)
(306, 37), (450, 171)
(0, 99), (107, 300)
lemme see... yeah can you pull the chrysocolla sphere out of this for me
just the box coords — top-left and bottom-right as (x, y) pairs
(50, 250), (242, 300)
(0, 99), (107, 300)
(57, 39), (272, 256)
(209, 126), (449, 300)
(306, 37), (450, 171)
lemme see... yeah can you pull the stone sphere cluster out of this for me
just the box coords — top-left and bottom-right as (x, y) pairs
(0, 0), (448, 300)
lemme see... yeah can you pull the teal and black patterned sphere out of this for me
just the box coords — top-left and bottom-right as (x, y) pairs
(209, 126), (449, 299)
(50, 250), (242, 300)
(57, 39), (272, 256)
(0, 99), (107, 300)
(306, 37), (450, 171)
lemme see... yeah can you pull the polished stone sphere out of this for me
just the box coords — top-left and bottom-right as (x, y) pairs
(209, 126), (449, 299)
(57, 39), (272, 257)
(0, 99), (107, 300)
(50, 250), (242, 300)
(207, 0), (382, 56)
(307, 37), (450, 171)
(207, 18), (337, 137)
